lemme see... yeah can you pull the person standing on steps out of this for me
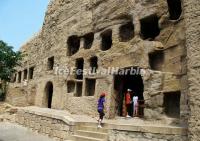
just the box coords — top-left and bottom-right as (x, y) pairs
(125, 89), (132, 118)
(97, 93), (106, 128)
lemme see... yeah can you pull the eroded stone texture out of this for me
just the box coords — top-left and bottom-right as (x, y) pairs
(184, 0), (200, 140)
(15, 110), (73, 141)
(6, 0), (190, 134)
(109, 130), (188, 141)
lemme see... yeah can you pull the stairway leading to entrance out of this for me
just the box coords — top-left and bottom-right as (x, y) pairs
(71, 123), (108, 141)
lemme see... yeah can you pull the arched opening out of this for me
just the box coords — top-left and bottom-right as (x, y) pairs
(45, 81), (53, 108)
(114, 67), (144, 117)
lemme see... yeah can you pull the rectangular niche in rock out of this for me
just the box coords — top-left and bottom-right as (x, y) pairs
(67, 81), (75, 93)
(90, 56), (98, 74)
(85, 79), (96, 96)
(83, 32), (94, 49)
(23, 69), (28, 80)
(29, 67), (34, 80)
(47, 56), (54, 70)
(75, 82), (82, 97)
(18, 71), (22, 83)
(13, 74), (17, 83)
(140, 14), (160, 40)
(67, 35), (80, 56)
(149, 51), (164, 71)
(167, 0), (182, 20)
(76, 58), (84, 80)
(101, 29), (112, 51)
(163, 91), (181, 118)
(119, 21), (135, 42)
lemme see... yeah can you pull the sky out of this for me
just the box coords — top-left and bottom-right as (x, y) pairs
(0, 0), (50, 51)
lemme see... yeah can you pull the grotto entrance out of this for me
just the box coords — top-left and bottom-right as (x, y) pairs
(45, 81), (53, 108)
(114, 67), (144, 117)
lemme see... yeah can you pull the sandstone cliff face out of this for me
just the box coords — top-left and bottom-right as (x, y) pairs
(8, 0), (188, 127)
(184, 0), (200, 140)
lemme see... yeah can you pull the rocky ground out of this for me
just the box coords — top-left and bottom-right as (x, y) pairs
(0, 122), (55, 141)
(0, 102), (55, 141)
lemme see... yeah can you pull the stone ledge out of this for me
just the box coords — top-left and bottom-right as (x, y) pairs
(108, 124), (187, 135)
(15, 106), (187, 136)
(75, 121), (187, 135)
(18, 106), (75, 126)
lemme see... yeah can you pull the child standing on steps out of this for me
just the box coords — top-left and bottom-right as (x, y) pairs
(97, 93), (106, 128)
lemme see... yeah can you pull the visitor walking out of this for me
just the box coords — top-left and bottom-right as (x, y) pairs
(97, 93), (106, 128)
(125, 89), (132, 118)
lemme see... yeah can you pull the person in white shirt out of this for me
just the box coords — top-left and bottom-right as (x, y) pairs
(133, 95), (138, 117)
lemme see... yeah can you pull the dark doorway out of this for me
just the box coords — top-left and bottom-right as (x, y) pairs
(45, 81), (53, 108)
(114, 67), (144, 117)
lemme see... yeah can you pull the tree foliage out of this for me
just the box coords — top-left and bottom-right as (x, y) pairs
(0, 40), (22, 81)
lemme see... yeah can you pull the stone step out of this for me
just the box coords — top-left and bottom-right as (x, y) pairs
(76, 130), (108, 139)
(72, 135), (104, 141)
(77, 126), (108, 133)
(77, 122), (109, 128)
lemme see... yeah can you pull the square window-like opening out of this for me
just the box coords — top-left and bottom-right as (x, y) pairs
(167, 0), (182, 20)
(85, 79), (96, 96)
(23, 69), (28, 80)
(67, 81), (75, 93)
(18, 71), (22, 83)
(149, 51), (164, 71)
(90, 56), (98, 74)
(101, 30), (112, 51)
(83, 33), (94, 49)
(47, 56), (54, 70)
(119, 22), (135, 42)
(13, 74), (17, 82)
(67, 35), (80, 56)
(75, 82), (82, 97)
(163, 91), (180, 118)
(140, 14), (160, 40)
(29, 67), (34, 80)
(76, 58), (84, 80)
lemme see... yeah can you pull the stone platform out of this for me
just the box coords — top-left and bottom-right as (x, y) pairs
(10, 106), (188, 141)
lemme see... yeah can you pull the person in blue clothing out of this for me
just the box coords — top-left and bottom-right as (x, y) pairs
(97, 92), (106, 128)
